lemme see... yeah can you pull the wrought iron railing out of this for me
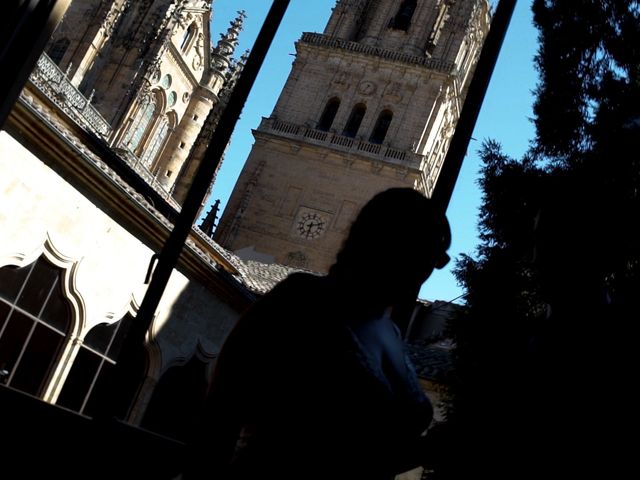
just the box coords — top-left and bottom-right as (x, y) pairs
(300, 33), (456, 74)
(262, 117), (420, 165)
(29, 53), (112, 139)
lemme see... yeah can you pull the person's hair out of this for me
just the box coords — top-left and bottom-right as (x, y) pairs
(329, 188), (451, 278)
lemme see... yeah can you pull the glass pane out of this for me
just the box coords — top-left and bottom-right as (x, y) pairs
(56, 347), (101, 412)
(84, 322), (118, 354)
(85, 346), (146, 419)
(83, 361), (113, 418)
(10, 323), (65, 396)
(0, 311), (34, 384)
(0, 301), (11, 329)
(141, 116), (169, 166)
(16, 258), (59, 316)
(107, 314), (134, 360)
(0, 263), (32, 303)
(40, 283), (72, 333)
(127, 100), (156, 151)
(121, 96), (150, 147)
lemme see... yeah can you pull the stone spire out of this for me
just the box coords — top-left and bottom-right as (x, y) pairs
(210, 10), (245, 75)
(199, 199), (220, 238)
(219, 49), (249, 101)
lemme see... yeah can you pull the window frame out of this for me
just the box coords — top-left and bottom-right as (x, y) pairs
(0, 239), (85, 403)
(180, 22), (198, 53)
(342, 103), (367, 138)
(317, 97), (341, 132)
(369, 109), (393, 144)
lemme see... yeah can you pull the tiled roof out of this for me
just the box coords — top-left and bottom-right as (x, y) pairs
(407, 340), (453, 383)
(226, 254), (309, 295)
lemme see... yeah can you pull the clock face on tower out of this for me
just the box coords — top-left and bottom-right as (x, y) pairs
(297, 212), (326, 239)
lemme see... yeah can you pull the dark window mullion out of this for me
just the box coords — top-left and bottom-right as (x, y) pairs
(37, 275), (59, 318)
(11, 262), (36, 308)
(6, 317), (38, 386)
(0, 299), (13, 340)
(7, 303), (67, 336)
(80, 356), (110, 415)
(103, 319), (123, 357)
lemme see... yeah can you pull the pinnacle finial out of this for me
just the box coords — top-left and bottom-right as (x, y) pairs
(211, 10), (246, 71)
(199, 199), (221, 238)
(238, 48), (250, 65)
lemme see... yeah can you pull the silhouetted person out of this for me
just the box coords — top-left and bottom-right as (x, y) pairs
(184, 188), (452, 480)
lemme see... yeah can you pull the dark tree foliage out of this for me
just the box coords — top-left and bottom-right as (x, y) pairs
(532, 0), (640, 160)
(530, 0), (640, 346)
(435, 1), (640, 478)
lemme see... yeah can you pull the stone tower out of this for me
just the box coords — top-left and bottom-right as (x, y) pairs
(214, 0), (490, 272)
(46, 1), (244, 205)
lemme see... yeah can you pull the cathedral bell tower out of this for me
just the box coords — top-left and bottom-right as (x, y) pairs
(215, 0), (490, 272)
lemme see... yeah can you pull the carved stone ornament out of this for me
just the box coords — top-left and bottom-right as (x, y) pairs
(193, 54), (202, 70)
(383, 81), (403, 102)
(150, 68), (161, 83)
(370, 160), (384, 174)
(333, 71), (348, 87)
(358, 80), (377, 96)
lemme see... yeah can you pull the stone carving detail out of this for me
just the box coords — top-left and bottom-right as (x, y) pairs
(370, 160), (384, 174)
(394, 165), (409, 179)
(192, 54), (202, 70)
(357, 80), (376, 96)
(383, 81), (403, 102)
(333, 71), (349, 88)
(285, 251), (309, 269)
(150, 67), (161, 83)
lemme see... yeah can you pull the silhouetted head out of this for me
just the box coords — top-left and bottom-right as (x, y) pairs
(330, 188), (451, 303)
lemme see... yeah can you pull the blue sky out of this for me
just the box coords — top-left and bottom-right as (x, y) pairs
(208, 0), (538, 303)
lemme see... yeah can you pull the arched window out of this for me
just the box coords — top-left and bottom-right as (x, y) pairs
(343, 103), (367, 138)
(389, 0), (417, 31)
(56, 313), (138, 416)
(317, 97), (340, 131)
(180, 23), (197, 52)
(0, 257), (72, 396)
(140, 115), (171, 166)
(48, 38), (70, 65)
(122, 95), (158, 153)
(369, 110), (393, 144)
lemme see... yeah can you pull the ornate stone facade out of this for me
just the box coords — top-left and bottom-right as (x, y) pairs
(46, 0), (244, 206)
(215, 0), (491, 273)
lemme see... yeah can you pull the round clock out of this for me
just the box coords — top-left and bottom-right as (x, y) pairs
(358, 80), (376, 96)
(297, 212), (326, 239)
